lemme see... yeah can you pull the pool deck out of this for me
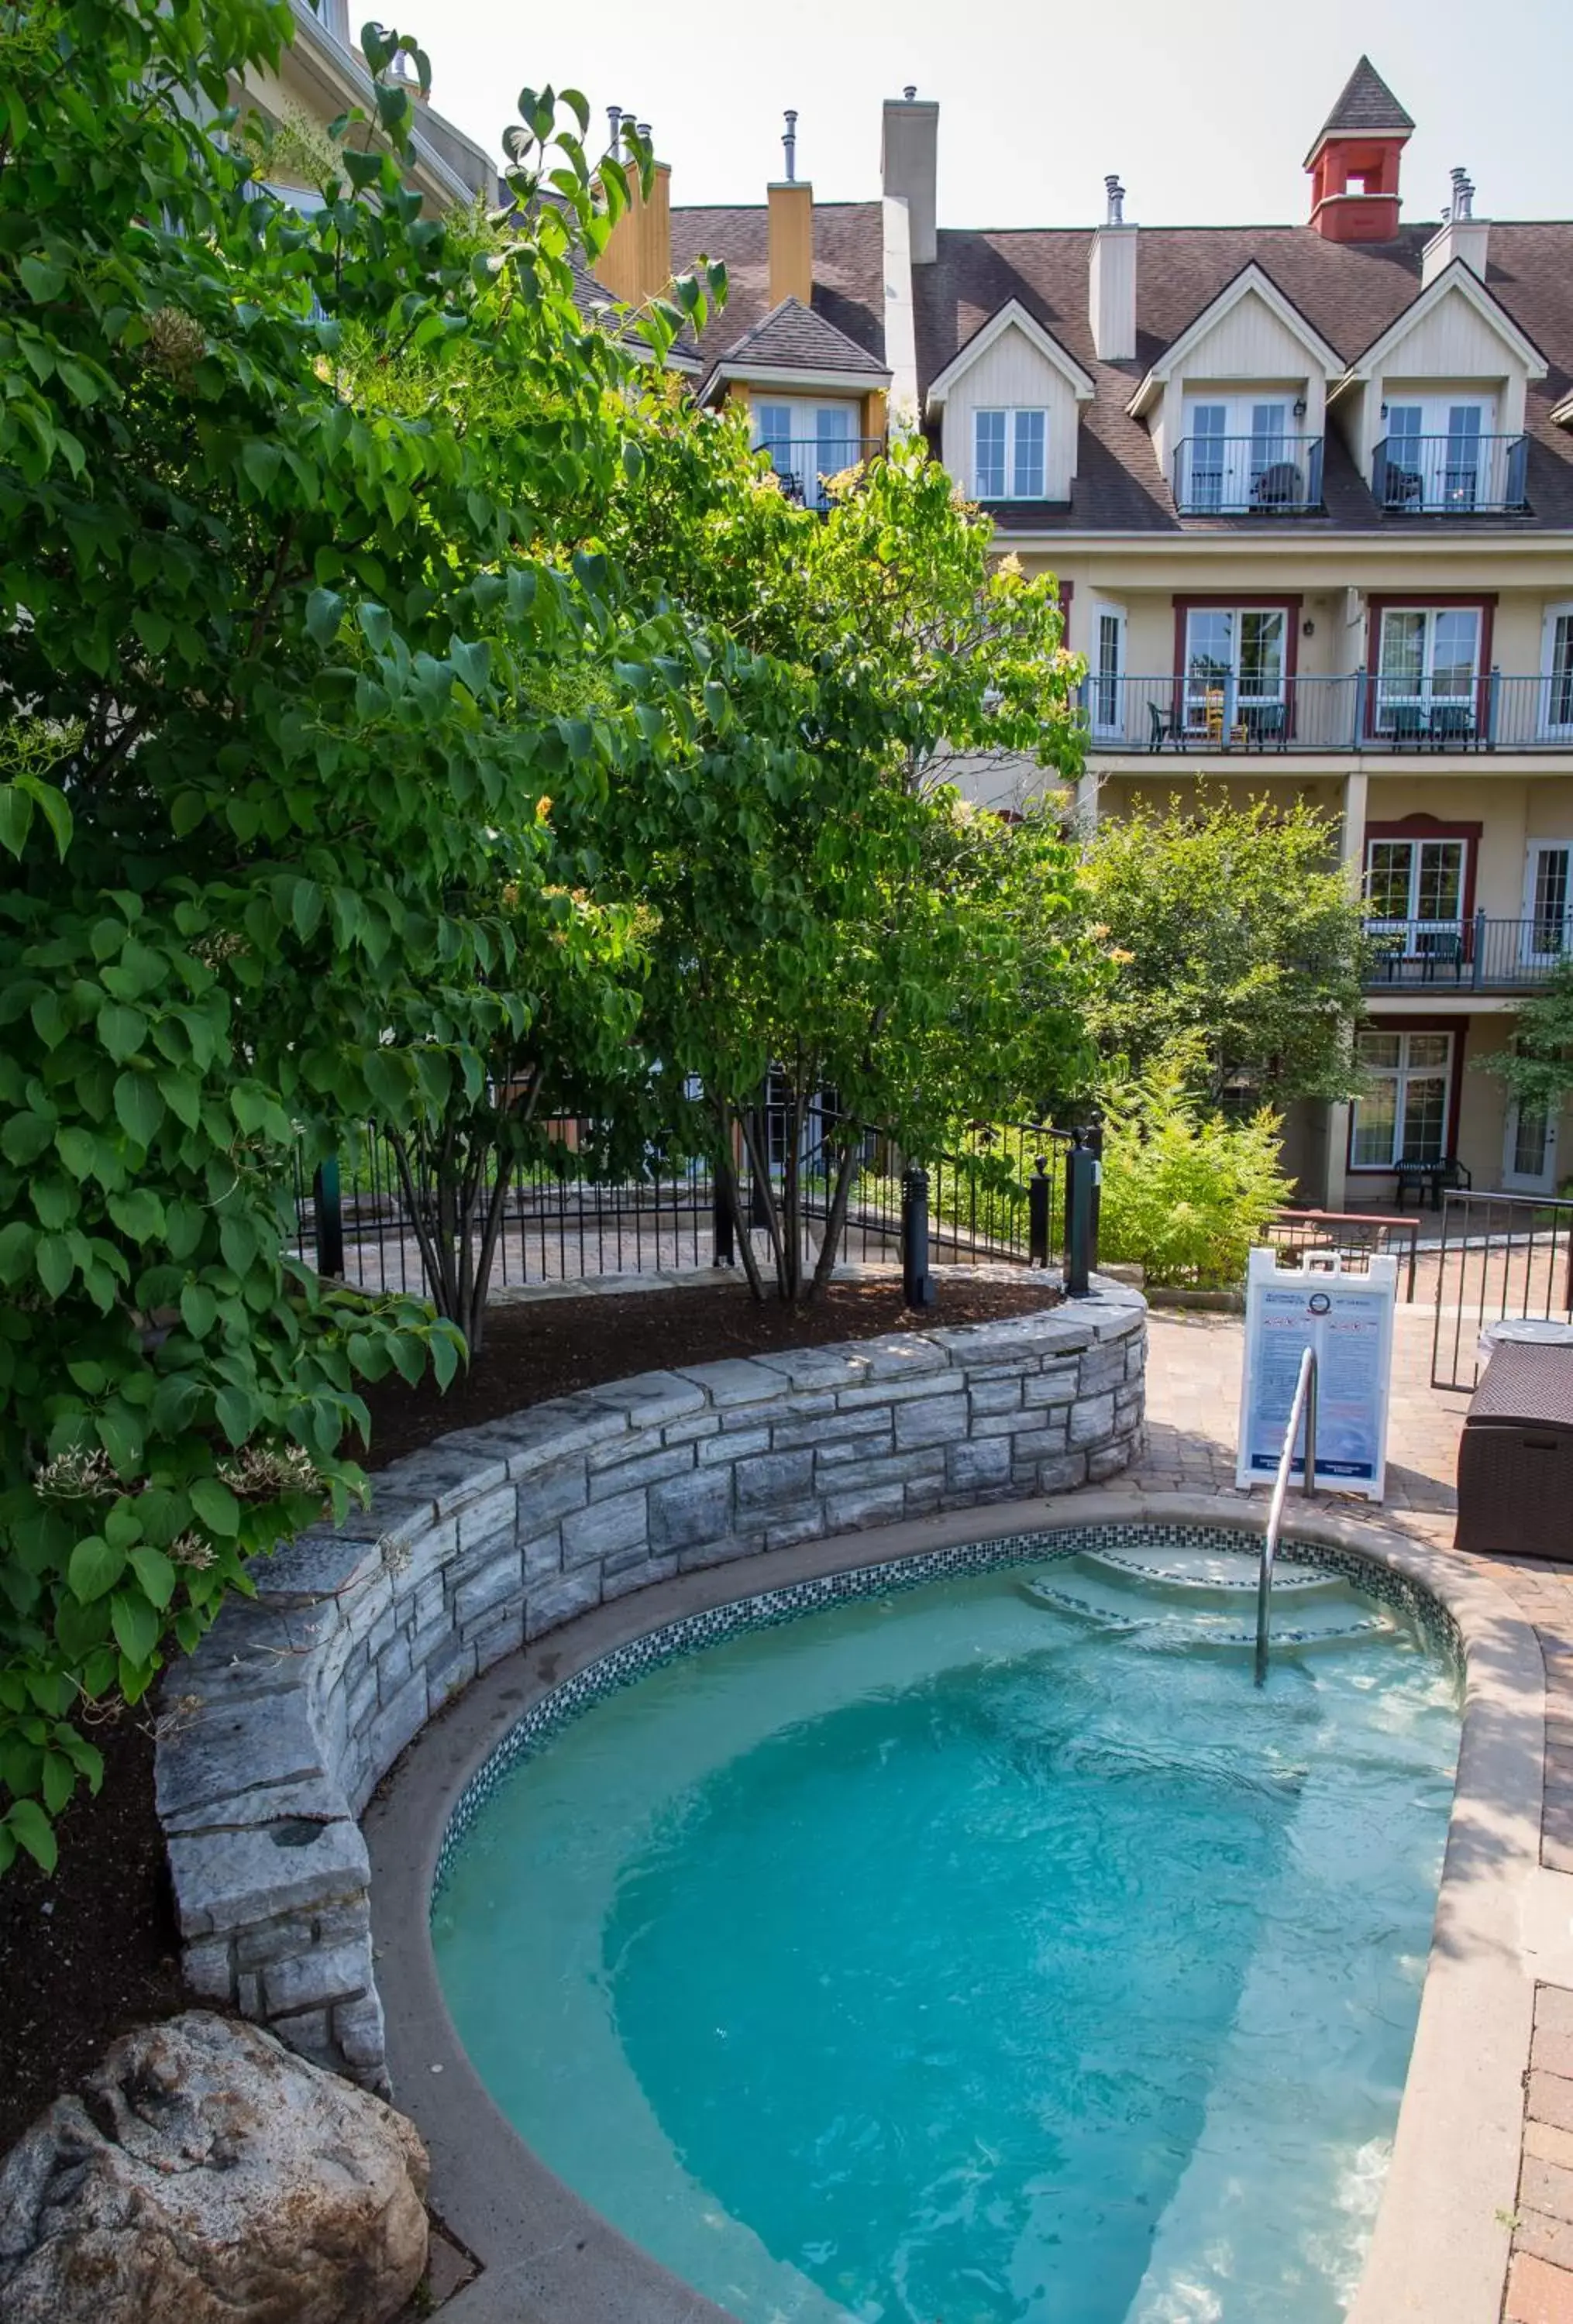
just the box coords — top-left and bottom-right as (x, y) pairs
(1110, 1307), (1573, 2324)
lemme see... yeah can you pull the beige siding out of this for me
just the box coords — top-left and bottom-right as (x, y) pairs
(941, 323), (1081, 504)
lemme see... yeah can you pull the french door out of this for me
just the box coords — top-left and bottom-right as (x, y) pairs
(1503, 1098), (1559, 1194)
(1523, 842), (1573, 968)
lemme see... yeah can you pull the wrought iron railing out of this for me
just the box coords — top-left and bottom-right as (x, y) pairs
(291, 1109), (1080, 1301)
(757, 436), (883, 511)
(1361, 913), (1573, 992)
(1080, 671), (1573, 755)
(1430, 1190), (1573, 1391)
(1372, 431), (1528, 515)
(1172, 434), (1323, 515)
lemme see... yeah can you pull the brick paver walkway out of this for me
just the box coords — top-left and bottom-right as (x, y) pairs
(1115, 1305), (1573, 2322)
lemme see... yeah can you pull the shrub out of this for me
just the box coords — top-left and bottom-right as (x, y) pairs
(1095, 1047), (1292, 1287)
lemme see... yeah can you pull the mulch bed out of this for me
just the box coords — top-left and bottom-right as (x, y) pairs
(356, 1274), (1061, 1470)
(0, 1271), (1055, 2154)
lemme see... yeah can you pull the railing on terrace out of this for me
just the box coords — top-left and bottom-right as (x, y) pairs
(1430, 1190), (1573, 1391)
(1372, 431), (1528, 516)
(1265, 1209), (1420, 1301)
(758, 437), (883, 511)
(1172, 434), (1323, 515)
(1080, 671), (1573, 755)
(1362, 912), (1573, 992)
(291, 1110), (1080, 1301)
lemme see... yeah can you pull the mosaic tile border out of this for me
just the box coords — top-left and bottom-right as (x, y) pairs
(433, 1521), (1465, 1901)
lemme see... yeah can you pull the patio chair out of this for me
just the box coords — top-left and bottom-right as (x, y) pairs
(1250, 461), (1303, 511)
(1384, 465), (1425, 512)
(1243, 701), (1289, 751)
(1147, 700), (1184, 751)
(1427, 701), (1476, 750)
(1385, 703), (1428, 747)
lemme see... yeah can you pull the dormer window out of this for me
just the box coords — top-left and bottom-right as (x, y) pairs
(973, 407), (1048, 500)
(1376, 397), (1499, 512)
(1176, 397), (1320, 513)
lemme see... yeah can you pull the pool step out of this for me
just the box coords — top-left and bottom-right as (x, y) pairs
(1075, 1540), (1340, 1604)
(1019, 1565), (1392, 1655)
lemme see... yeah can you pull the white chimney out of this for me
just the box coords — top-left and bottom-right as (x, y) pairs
(1422, 167), (1490, 284)
(1089, 175), (1136, 363)
(881, 88), (938, 266)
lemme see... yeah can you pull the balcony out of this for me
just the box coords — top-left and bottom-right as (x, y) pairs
(1082, 673), (1573, 755)
(759, 437), (883, 512)
(1363, 913), (1573, 993)
(1172, 435), (1324, 516)
(1372, 432), (1529, 516)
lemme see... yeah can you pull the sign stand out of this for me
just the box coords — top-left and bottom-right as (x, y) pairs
(1236, 1247), (1398, 1501)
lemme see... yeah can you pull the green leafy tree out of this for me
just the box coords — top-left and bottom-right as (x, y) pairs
(591, 430), (1102, 1300)
(1095, 1043), (1294, 1287)
(1480, 961), (1573, 1119)
(1082, 789), (1368, 1109)
(0, 0), (724, 1860)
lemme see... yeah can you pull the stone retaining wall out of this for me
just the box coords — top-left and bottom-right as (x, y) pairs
(157, 1287), (1145, 2088)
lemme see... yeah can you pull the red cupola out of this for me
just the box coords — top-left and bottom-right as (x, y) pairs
(1304, 57), (1413, 243)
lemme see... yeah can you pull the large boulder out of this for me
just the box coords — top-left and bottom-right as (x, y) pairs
(0, 2011), (429, 2324)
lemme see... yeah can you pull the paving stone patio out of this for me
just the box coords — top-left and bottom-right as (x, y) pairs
(1094, 1305), (1573, 2323)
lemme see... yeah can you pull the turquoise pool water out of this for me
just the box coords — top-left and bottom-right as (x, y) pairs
(434, 1540), (1459, 2324)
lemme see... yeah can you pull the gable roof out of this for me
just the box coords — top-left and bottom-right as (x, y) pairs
(911, 220), (1573, 532)
(1125, 261), (1345, 417)
(697, 295), (890, 402)
(925, 297), (1096, 413)
(1306, 56), (1414, 161)
(1338, 253), (1550, 383)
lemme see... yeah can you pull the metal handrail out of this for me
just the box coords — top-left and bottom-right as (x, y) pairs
(1256, 1344), (1317, 1686)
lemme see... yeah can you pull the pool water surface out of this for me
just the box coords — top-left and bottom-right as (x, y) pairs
(433, 1540), (1459, 2324)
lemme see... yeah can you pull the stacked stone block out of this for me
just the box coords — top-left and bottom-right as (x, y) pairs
(158, 1287), (1145, 2088)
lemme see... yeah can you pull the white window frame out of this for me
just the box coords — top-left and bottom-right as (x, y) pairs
(1182, 605), (1289, 736)
(972, 406), (1050, 501)
(1380, 395), (1496, 511)
(1179, 394), (1299, 511)
(1090, 602), (1127, 739)
(1349, 1030), (1455, 1171)
(1522, 838), (1573, 968)
(752, 398), (861, 509)
(1374, 606), (1483, 736)
(1541, 603), (1573, 740)
(1503, 1091), (1561, 1195)
(1362, 834), (1469, 937)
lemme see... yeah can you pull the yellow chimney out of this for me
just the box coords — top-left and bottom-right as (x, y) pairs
(768, 180), (814, 309)
(598, 159), (673, 304)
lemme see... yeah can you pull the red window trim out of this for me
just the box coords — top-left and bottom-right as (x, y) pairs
(1346, 1014), (1469, 1174)
(1363, 594), (1496, 741)
(1362, 814), (1482, 925)
(1172, 596), (1303, 737)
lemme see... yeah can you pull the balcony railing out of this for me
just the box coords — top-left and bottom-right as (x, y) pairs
(757, 437), (883, 511)
(1081, 672), (1573, 755)
(1362, 913), (1573, 992)
(1172, 435), (1324, 516)
(1372, 432), (1529, 516)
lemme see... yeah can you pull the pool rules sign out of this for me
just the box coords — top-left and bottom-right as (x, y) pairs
(1235, 1248), (1399, 1501)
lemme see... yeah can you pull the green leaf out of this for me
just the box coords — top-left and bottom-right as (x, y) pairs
(98, 1002), (147, 1061)
(2, 1111), (54, 1165)
(110, 1590), (160, 1667)
(68, 1535), (126, 1603)
(18, 253), (67, 303)
(5, 1799), (57, 1875)
(107, 1187), (165, 1242)
(35, 1234), (72, 1298)
(189, 1476), (241, 1536)
(180, 1282), (217, 1338)
(241, 439), (282, 493)
(305, 587), (344, 645)
(113, 1071), (165, 1148)
(214, 1384), (258, 1446)
(0, 786), (33, 857)
(356, 600), (393, 651)
(128, 1546), (176, 1611)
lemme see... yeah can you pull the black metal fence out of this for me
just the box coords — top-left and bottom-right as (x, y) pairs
(1430, 1190), (1573, 1390)
(1265, 1208), (1420, 1301)
(291, 1109), (1089, 1302)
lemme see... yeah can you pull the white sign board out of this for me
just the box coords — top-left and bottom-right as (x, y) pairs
(1235, 1246), (1398, 1501)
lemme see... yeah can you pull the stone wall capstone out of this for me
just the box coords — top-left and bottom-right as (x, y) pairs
(157, 1287), (1146, 2089)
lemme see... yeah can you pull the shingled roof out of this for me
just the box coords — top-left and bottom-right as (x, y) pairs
(700, 297), (890, 398)
(668, 201), (885, 372)
(1306, 56), (1415, 159)
(910, 218), (1573, 531)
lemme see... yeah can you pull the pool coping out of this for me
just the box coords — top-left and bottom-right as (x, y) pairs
(363, 1487), (1547, 2324)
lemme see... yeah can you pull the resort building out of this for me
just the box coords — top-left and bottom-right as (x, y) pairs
(605, 58), (1573, 1213)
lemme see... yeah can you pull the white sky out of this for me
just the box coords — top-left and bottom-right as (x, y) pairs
(403, 0), (1573, 229)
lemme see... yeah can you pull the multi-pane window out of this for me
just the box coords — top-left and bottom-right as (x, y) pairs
(1364, 837), (1466, 930)
(1351, 1031), (1453, 1168)
(1375, 607), (1482, 737)
(1545, 609), (1573, 737)
(754, 401), (859, 510)
(1525, 842), (1573, 962)
(1183, 607), (1288, 734)
(1380, 399), (1492, 511)
(972, 408), (1048, 500)
(1093, 606), (1125, 736)
(1181, 398), (1295, 511)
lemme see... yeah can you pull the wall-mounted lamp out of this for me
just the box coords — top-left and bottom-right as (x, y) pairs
(1292, 395), (1308, 421)
(1379, 401), (1389, 419)
(1302, 617), (1316, 638)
